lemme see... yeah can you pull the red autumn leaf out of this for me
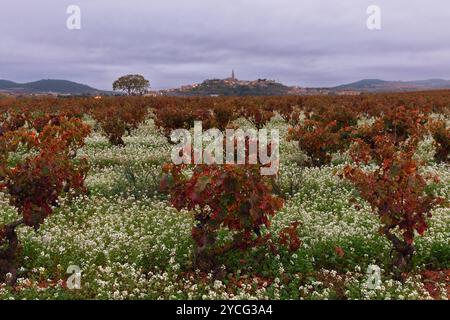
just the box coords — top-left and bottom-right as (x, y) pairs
(335, 246), (345, 257)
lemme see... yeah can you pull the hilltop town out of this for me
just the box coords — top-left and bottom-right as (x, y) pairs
(155, 71), (339, 96)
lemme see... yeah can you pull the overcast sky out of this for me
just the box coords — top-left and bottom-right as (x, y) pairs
(1, 0), (449, 90)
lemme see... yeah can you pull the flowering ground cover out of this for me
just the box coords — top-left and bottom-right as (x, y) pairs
(0, 115), (448, 300)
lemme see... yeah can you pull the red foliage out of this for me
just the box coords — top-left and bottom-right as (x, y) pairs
(0, 116), (91, 285)
(351, 106), (429, 162)
(288, 105), (357, 166)
(90, 97), (148, 145)
(428, 119), (450, 163)
(334, 246), (345, 257)
(343, 139), (444, 277)
(161, 163), (284, 271)
(278, 221), (302, 253)
(240, 104), (274, 129)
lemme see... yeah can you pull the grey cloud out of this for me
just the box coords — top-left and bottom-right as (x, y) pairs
(1, 0), (450, 89)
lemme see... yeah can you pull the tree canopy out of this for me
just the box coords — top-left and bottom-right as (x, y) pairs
(113, 74), (150, 96)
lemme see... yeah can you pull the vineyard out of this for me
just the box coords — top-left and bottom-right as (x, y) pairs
(0, 91), (449, 300)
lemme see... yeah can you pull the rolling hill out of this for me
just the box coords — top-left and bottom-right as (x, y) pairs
(163, 78), (293, 96)
(0, 79), (106, 95)
(332, 79), (450, 92)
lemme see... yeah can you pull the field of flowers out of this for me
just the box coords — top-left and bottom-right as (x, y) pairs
(0, 112), (448, 300)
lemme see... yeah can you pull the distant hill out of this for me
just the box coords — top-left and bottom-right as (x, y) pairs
(0, 79), (107, 95)
(161, 76), (450, 97)
(332, 79), (450, 92)
(0, 80), (18, 88)
(162, 78), (293, 96)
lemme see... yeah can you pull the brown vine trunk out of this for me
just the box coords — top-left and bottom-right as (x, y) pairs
(110, 136), (125, 147)
(193, 229), (261, 279)
(193, 231), (217, 273)
(0, 219), (23, 286)
(192, 227), (243, 279)
(383, 228), (415, 280)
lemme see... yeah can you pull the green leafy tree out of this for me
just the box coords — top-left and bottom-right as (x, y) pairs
(112, 74), (150, 96)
